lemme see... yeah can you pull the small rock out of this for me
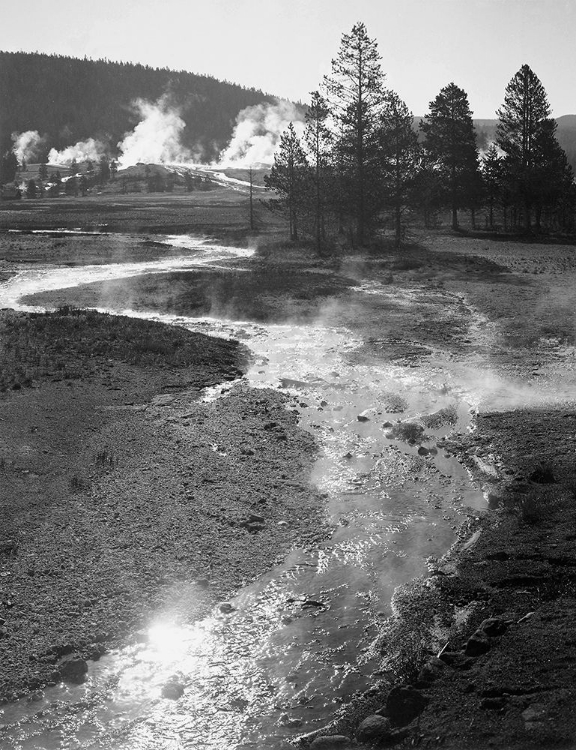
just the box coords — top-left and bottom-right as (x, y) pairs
(59, 655), (88, 684)
(219, 602), (235, 614)
(152, 394), (175, 407)
(522, 703), (547, 722)
(477, 617), (508, 638)
(417, 446), (429, 456)
(529, 465), (556, 484)
(162, 680), (185, 700)
(356, 714), (392, 743)
(417, 656), (448, 685)
(278, 713), (302, 727)
(247, 513), (265, 523)
(245, 522), (265, 533)
(480, 696), (506, 711)
(357, 412), (371, 422)
(438, 651), (476, 670)
(464, 629), (491, 657)
(310, 736), (353, 749)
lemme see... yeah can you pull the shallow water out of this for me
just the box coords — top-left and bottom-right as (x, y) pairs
(0, 236), (486, 749)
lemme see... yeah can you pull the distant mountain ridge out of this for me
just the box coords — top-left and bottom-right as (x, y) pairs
(413, 115), (576, 172)
(474, 117), (576, 171)
(0, 51), (277, 162)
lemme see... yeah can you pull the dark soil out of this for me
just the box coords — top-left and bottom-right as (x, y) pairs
(0, 310), (326, 702)
(23, 267), (354, 324)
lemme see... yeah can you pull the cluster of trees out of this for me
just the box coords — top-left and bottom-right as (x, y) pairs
(0, 51), (276, 163)
(265, 23), (575, 248)
(19, 156), (118, 198)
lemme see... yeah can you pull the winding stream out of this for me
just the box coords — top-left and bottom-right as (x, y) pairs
(0, 235), (486, 749)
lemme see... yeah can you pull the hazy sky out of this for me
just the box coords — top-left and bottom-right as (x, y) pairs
(2, 0), (575, 118)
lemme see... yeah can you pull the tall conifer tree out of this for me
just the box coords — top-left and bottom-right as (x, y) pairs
(264, 123), (310, 241)
(420, 83), (480, 230)
(496, 64), (572, 231)
(304, 91), (332, 252)
(379, 92), (420, 246)
(323, 22), (386, 245)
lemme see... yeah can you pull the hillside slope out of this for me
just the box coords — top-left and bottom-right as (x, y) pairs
(0, 51), (276, 162)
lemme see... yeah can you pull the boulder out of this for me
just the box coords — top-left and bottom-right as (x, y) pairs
(59, 655), (88, 684)
(477, 617), (508, 638)
(464, 629), (491, 657)
(385, 685), (429, 726)
(356, 714), (392, 743)
(417, 656), (449, 685)
(438, 651), (476, 670)
(310, 736), (353, 749)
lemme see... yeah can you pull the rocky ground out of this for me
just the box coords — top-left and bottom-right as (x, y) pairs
(295, 234), (576, 750)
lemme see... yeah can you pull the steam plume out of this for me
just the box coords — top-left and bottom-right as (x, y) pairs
(11, 130), (45, 163)
(117, 95), (192, 168)
(218, 100), (306, 167)
(48, 138), (107, 166)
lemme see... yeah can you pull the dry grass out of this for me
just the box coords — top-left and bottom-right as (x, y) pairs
(0, 307), (245, 392)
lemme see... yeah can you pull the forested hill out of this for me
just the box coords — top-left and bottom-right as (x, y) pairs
(0, 51), (276, 161)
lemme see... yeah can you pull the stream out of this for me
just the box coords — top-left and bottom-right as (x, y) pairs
(0, 234), (486, 749)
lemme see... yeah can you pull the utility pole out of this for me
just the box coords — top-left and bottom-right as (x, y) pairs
(249, 166), (255, 230)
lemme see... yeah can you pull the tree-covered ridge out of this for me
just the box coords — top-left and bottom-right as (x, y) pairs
(0, 51), (275, 161)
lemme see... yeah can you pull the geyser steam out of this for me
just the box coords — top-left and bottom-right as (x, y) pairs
(11, 130), (45, 163)
(48, 137), (107, 166)
(218, 100), (306, 167)
(117, 95), (192, 168)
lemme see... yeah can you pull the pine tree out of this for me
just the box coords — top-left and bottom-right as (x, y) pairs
(264, 123), (310, 240)
(0, 151), (18, 183)
(481, 143), (504, 230)
(323, 22), (386, 245)
(304, 91), (332, 252)
(26, 179), (37, 199)
(496, 65), (572, 231)
(420, 83), (481, 230)
(379, 91), (420, 246)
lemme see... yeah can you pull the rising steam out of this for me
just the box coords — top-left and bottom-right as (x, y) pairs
(11, 130), (45, 163)
(48, 137), (107, 166)
(218, 100), (306, 167)
(14, 96), (306, 173)
(117, 95), (192, 168)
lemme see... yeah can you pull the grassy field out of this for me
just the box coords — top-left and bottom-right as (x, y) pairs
(0, 189), (280, 240)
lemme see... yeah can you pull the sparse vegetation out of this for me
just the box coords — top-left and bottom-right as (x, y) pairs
(385, 420), (426, 444)
(421, 404), (458, 429)
(0, 307), (247, 392)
